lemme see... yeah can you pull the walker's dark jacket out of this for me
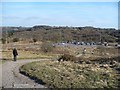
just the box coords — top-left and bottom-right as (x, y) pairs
(13, 48), (18, 56)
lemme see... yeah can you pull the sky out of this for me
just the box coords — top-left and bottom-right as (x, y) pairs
(1, 0), (120, 2)
(1, 2), (118, 29)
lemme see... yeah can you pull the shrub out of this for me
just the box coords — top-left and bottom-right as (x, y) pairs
(13, 38), (19, 42)
(41, 41), (53, 53)
(33, 38), (37, 42)
(58, 54), (77, 62)
(1, 38), (6, 44)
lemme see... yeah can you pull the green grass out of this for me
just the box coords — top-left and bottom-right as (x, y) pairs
(20, 61), (119, 88)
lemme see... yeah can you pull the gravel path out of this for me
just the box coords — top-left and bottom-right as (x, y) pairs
(1, 59), (50, 88)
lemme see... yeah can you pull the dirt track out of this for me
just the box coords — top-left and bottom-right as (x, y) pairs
(1, 59), (49, 88)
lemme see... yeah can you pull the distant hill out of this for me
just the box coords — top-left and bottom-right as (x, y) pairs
(1, 25), (120, 44)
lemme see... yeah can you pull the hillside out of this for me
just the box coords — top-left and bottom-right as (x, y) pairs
(1, 25), (120, 44)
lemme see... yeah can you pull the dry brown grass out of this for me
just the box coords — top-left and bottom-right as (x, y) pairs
(2, 50), (57, 60)
(2, 42), (119, 61)
(1, 42), (58, 60)
(20, 60), (119, 88)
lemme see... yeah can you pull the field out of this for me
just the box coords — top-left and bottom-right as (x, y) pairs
(1, 41), (119, 61)
(10, 42), (119, 88)
(1, 25), (120, 61)
(2, 50), (56, 60)
(20, 59), (120, 88)
(1, 42), (58, 60)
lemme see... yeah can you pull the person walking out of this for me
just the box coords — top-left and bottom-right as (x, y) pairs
(13, 48), (18, 61)
(82, 48), (86, 55)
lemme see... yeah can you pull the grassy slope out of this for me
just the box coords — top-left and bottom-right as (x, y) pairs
(20, 60), (119, 88)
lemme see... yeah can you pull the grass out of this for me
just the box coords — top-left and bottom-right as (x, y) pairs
(2, 50), (58, 60)
(2, 43), (119, 61)
(20, 60), (119, 88)
(2, 43), (59, 60)
(0, 60), (6, 64)
(55, 45), (119, 60)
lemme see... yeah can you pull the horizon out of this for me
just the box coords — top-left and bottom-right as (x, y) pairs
(1, 2), (118, 29)
(1, 25), (118, 30)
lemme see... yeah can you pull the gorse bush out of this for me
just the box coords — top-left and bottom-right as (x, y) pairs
(33, 38), (37, 42)
(41, 41), (53, 53)
(1, 38), (6, 44)
(13, 38), (19, 42)
(58, 54), (77, 62)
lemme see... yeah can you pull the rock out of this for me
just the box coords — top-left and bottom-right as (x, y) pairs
(78, 60), (84, 64)
(100, 64), (109, 68)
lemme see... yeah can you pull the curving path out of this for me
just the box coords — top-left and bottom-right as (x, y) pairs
(1, 59), (50, 88)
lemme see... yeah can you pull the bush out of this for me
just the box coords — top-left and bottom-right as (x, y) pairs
(13, 38), (19, 42)
(33, 38), (37, 42)
(58, 54), (77, 62)
(1, 38), (6, 44)
(41, 41), (53, 53)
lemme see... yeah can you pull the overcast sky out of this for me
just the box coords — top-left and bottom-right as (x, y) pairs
(1, 2), (118, 29)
